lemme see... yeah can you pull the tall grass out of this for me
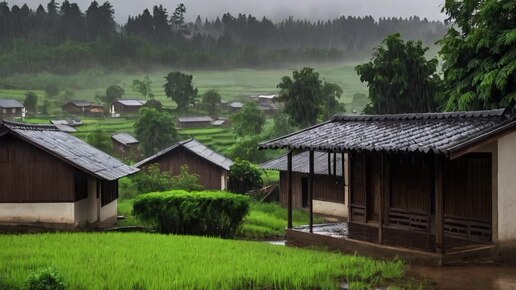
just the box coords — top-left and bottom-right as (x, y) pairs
(0, 233), (405, 289)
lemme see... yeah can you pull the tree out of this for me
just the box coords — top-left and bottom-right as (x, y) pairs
(227, 158), (263, 194)
(228, 137), (266, 164)
(105, 84), (124, 104)
(24, 92), (38, 113)
(276, 67), (342, 127)
(132, 76), (154, 100)
(45, 84), (59, 97)
(202, 90), (221, 117)
(87, 128), (111, 153)
(231, 102), (265, 136)
(269, 113), (295, 139)
(321, 81), (344, 120)
(131, 164), (175, 194)
(171, 165), (204, 192)
(355, 33), (440, 114)
(134, 107), (178, 156)
(438, 0), (516, 111)
(164, 72), (198, 114)
(171, 3), (186, 32)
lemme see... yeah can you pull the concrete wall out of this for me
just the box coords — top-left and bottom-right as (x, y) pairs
(0, 203), (75, 224)
(100, 199), (117, 227)
(313, 200), (347, 217)
(74, 177), (99, 225)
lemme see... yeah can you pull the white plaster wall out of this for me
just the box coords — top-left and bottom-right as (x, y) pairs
(0, 203), (74, 224)
(314, 200), (348, 218)
(74, 178), (99, 225)
(497, 131), (516, 242)
(100, 199), (117, 226)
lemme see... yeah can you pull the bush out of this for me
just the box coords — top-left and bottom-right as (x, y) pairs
(26, 266), (67, 290)
(228, 159), (263, 194)
(133, 190), (250, 238)
(131, 164), (203, 195)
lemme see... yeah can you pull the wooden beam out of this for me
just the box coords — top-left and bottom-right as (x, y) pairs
(435, 155), (444, 253)
(379, 152), (384, 244)
(333, 152), (337, 182)
(309, 150), (314, 233)
(287, 151), (293, 229)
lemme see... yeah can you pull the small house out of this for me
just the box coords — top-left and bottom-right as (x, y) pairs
(0, 99), (25, 120)
(262, 151), (346, 218)
(260, 109), (516, 264)
(229, 101), (244, 113)
(110, 100), (147, 116)
(0, 120), (139, 228)
(62, 100), (92, 114)
(178, 116), (213, 128)
(135, 138), (233, 190)
(112, 133), (141, 161)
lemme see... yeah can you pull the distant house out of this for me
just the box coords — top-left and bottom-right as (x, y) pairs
(50, 119), (83, 127)
(111, 133), (141, 161)
(62, 100), (92, 114)
(229, 101), (244, 113)
(0, 99), (25, 120)
(0, 120), (139, 228)
(178, 116), (213, 128)
(110, 100), (147, 116)
(135, 138), (233, 190)
(210, 118), (230, 127)
(262, 151), (346, 218)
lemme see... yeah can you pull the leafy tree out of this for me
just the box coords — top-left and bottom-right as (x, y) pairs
(164, 72), (198, 114)
(356, 33), (440, 114)
(228, 137), (265, 164)
(202, 90), (221, 117)
(105, 84), (124, 104)
(321, 81), (344, 120)
(45, 84), (59, 97)
(171, 165), (204, 192)
(143, 99), (163, 111)
(134, 107), (178, 156)
(171, 3), (186, 32)
(231, 102), (265, 136)
(23, 92), (38, 113)
(438, 0), (516, 111)
(228, 158), (263, 194)
(131, 164), (175, 194)
(276, 67), (342, 127)
(86, 128), (111, 153)
(132, 76), (154, 100)
(41, 98), (52, 115)
(269, 113), (295, 138)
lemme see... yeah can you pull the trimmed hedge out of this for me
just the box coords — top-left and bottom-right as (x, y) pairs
(133, 190), (250, 238)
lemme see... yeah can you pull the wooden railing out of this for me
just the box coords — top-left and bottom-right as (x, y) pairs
(444, 215), (491, 242)
(388, 208), (429, 232)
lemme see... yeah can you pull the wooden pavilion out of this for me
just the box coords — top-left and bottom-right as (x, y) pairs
(259, 109), (516, 264)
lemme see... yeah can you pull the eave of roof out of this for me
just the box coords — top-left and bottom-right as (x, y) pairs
(261, 151), (343, 176)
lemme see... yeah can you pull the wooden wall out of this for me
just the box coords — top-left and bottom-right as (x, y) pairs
(151, 146), (226, 190)
(113, 103), (141, 115)
(0, 107), (23, 119)
(0, 134), (76, 202)
(279, 171), (345, 208)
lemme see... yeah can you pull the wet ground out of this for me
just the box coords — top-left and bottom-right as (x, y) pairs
(408, 264), (516, 289)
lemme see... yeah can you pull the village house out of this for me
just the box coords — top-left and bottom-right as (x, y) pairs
(110, 99), (147, 116)
(0, 99), (25, 120)
(135, 138), (233, 190)
(0, 120), (139, 228)
(178, 116), (213, 128)
(229, 101), (244, 113)
(262, 151), (346, 218)
(62, 100), (92, 114)
(259, 109), (516, 264)
(111, 133), (141, 161)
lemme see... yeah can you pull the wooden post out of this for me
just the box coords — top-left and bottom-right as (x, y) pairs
(435, 155), (444, 253)
(379, 152), (384, 244)
(309, 150), (314, 233)
(287, 151), (293, 229)
(333, 152), (337, 181)
(328, 152), (332, 186)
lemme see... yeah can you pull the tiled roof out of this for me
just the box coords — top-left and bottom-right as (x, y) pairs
(115, 100), (147, 106)
(64, 100), (91, 107)
(259, 109), (516, 156)
(134, 138), (233, 171)
(230, 101), (244, 108)
(178, 116), (213, 123)
(0, 99), (24, 108)
(112, 133), (139, 145)
(261, 151), (343, 176)
(0, 121), (139, 180)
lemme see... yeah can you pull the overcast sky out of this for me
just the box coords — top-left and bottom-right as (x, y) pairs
(13, 0), (446, 24)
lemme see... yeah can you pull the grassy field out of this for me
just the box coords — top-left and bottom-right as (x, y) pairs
(0, 233), (405, 289)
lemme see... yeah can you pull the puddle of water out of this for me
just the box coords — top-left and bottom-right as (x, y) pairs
(408, 264), (516, 290)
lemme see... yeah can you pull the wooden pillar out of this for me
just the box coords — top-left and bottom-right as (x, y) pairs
(379, 152), (384, 244)
(341, 152), (346, 203)
(309, 149), (314, 233)
(333, 152), (337, 181)
(287, 151), (293, 229)
(435, 155), (444, 253)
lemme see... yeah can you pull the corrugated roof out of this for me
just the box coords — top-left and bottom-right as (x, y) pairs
(112, 133), (139, 145)
(230, 101), (244, 108)
(0, 99), (24, 108)
(0, 120), (139, 180)
(64, 100), (91, 107)
(53, 124), (77, 133)
(259, 109), (516, 156)
(178, 116), (213, 123)
(115, 100), (147, 106)
(261, 151), (343, 176)
(134, 138), (233, 171)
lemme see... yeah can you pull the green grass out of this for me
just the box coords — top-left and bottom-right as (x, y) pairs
(0, 233), (405, 289)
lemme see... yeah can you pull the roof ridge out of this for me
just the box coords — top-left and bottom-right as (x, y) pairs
(1, 120), (59, 131)
(333, 109), (506, 122)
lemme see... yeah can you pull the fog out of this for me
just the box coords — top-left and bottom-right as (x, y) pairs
(14, 0), (446, 24)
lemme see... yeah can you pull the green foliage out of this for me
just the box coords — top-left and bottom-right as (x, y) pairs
(86, 128), (111, 153)
(105, 84), (124, 104)
(228, 137), (265, 164)
(356, 33), (440, 114)
(277, 67), (342, 127)
(131, 164), (175, 194)
(228, 158), (263, 194)
(45, 84), (59, 97)
(269, 113), (296, 138)
(231, 102), (265, 136)
(163, 71), (198, 113)
(438, 0), (516, 111)
(142, 99), (163, 111)
(23, 91), (38, 113)
(171, 165), (204, 192)
(133, 190), (250, 237)
(132, 76), (154, 100)
(26, 266), (67, 290)
(134, 107), (178, 156)
(201, 89), (221, 117)
(40, 98), (52, 115)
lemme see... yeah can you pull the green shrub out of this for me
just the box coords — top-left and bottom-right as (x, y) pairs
(26, 266), (67, 290)
(131, 164), (203, 195)
(133, 190), (250, 238)
(228, 159), (263, 194)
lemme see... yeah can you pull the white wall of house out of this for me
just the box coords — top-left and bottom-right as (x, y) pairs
(0, 203), (75, 224)
(100, 199), (117, 227)
(74, 177), (99, 225)
(497, 131), (516, 246)
(314, 200), (347, 217)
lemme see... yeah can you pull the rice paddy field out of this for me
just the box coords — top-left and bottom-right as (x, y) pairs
(0, 233), (406, 289)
